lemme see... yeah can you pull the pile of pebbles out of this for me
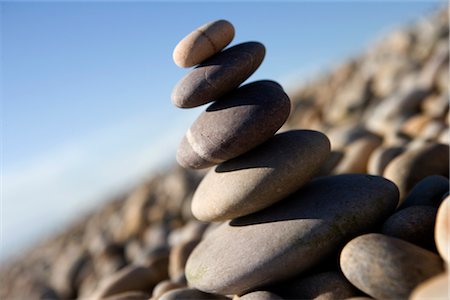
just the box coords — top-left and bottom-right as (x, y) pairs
(1, 9), (449, 300)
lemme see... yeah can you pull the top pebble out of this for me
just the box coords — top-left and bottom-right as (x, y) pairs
(173, 19), (235, 68)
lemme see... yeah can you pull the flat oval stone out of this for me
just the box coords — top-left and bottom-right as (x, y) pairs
(177, 80), (290, 169)
(399, 175), (449, 209)
(383, 143), (449, 203)
(152, 280), (185, 299)
(172, 42), (265, 108)
(340, 233), (444, 299)
(435, 196), (449, 262)
(410, 272), (449, 300)
(381, 205), (437, 250)
(173, 20), (235, 68)
(186, 174), (399, 295)
(191, 130), (330, 221)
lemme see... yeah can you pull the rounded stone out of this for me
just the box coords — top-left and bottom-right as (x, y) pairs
(173, 20), (235, 68)
(276, 271), (359, 300)
(176, 80), (291, 169)
(102, 291), (150, 300)
(383, 143), (449, 203)
(410, 272), (449, 300)
(152, 280), (185, 299)
(381, 205), (437, 250)
(332, 134), (382, 174)
(234, 291), (283, 300)
(367, 146), (405, 176)
(191, 130), (331, 221)
(435, 196), (449, 263)
(169, 239), (201, 283)
(172, 42), (266, 108)
(340, 233), (444, 300)
(159, 288), (229, 300)
(399, 175), (449, 209)
(92, 265), (162, 299)
(186, 174), (399, 295)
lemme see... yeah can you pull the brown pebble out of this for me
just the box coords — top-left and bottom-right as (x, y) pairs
(92, 265), (162, 299)
(152, 280), (185, 299)
(399, 175), (449, 209)
(176, 80), (290, 169)
(340, 233), (444, 299)
(172, 42), (265, 108)
(381, 205), (437, 250)
(332, 133), (382, 174)
(169, 239), (201, 283)
(410, 272), (449, 300)
(383, 142), (449, 203)
(173, 19), (235, 68)
(367, 146), (405, 175)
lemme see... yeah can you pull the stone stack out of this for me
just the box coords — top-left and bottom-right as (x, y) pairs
(0, 9), (449, 300)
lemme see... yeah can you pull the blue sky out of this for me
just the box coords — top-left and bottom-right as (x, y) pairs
(1, 1), (445, 259)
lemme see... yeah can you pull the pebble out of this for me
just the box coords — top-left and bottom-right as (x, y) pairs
(381, 205), (437, 250)
(172, 42), (265, 108)
(435, 196), (449, 262)
(410, 272), (449, 300)
(275, 271), (359, 300)
(340, 233), (444, 299)
(367, 146), (405, 175)
(399, 175), (449, 209)
(383, 142), (449, 202)
(173, 20), (235, 68)
(91, 265), (164, 299)
(152, 280), (185, 299)
(234, 291), (283, 300)
(158, 288), (229, 300)
(176, 80), (291, 169)
(186, 174), (398, 295)
(332, 133), (382, 174)
(169, 239), (201, 283)
(191, 130), (331, 221)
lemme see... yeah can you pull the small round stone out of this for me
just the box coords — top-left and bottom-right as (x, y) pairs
(176, 80), (290, 169)
(410, 272), (449, 300)
(367, 146), (405, 175)
(435, 196), (449, 263)
(383, 142), (449, 203)
(340, 233), (444, 300)
(399, 175), (449, 209)
(152, 280), (185, 299)
(191, 130), (330, 221)
(102, 291), (150, 300)
(381, 205), (437, 250)
(172, 42), (265, 108)
(186, 174), (398, 295)
(173, 20), (235, 68)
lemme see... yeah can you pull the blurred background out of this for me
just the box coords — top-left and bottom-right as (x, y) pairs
(1, 1), (445, 261)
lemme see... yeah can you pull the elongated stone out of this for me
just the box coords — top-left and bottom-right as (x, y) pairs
(340, 233), (444, 299)
(172, 42), (265, 108)
(177, 80), (290, 169)
(186, 174), (399, 295)
(435, 196), (449, 262)
(191, 130), (330, 221)
(173, 20), (235, 68)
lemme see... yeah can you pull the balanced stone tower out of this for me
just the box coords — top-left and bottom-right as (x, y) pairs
(170, 19), (446, 299)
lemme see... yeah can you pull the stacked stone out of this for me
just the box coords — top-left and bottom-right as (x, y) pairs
(163, 19), (447, 300)
(1, 10), (449, 300)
